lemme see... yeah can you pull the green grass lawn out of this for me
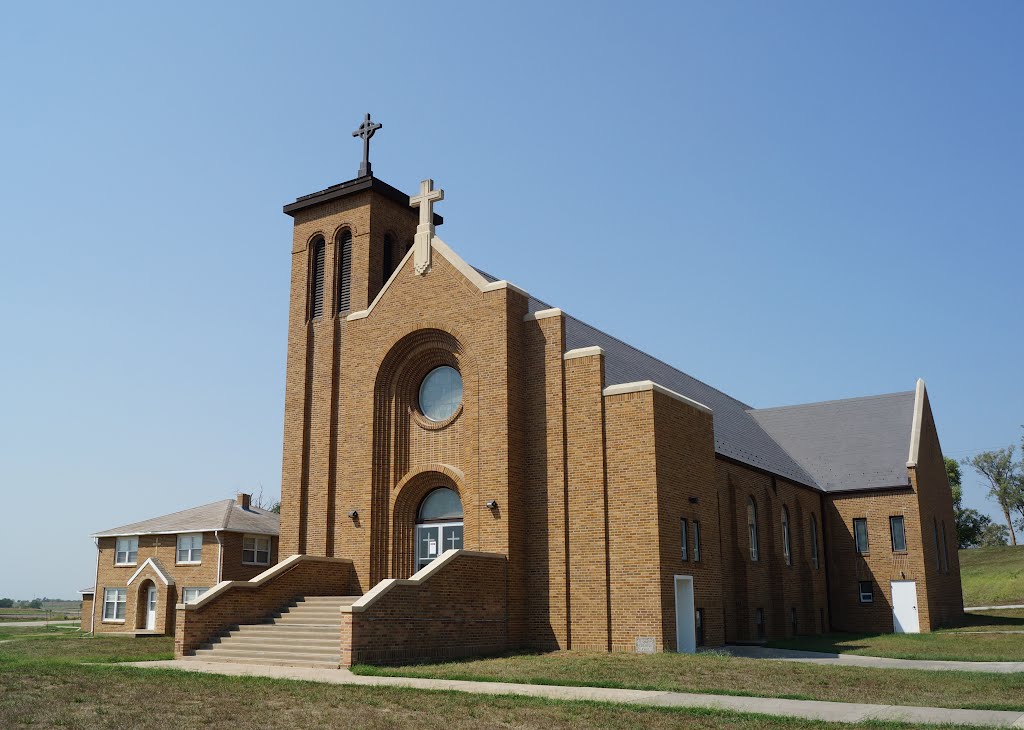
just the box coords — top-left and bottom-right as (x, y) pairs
(960, 545), (1024, 606)
(767, 609), (1024, 662)
(3, 627), (980, 729)
(353, 648), (1024, 712)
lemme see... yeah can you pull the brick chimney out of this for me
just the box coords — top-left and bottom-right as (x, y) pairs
(237, 493), (251, 510)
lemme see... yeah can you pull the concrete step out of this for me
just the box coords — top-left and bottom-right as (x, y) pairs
(278, 608), (345, 618)
(202, 641), (339, 658)
(232, 623), (337, 636)
(183, 653), (339, 669)
(272, 617), (342, 627)
(193, 647), (341, 663)
(297, 595), (361, 604)
(217, 634), (339, 650)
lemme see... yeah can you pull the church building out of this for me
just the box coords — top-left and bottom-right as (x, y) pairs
(173, 118), (963, 666)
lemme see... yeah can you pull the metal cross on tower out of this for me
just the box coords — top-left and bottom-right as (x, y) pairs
(352, 113), (382, 178)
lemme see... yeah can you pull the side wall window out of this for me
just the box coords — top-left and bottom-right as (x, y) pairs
(810, 514), (820, 569)
(747, 497), (760, 562)
(890, 516), (907, 552)
(337, 229), (352, 313)
(941, 521), (950, 573)
(680, 518), (689, 561)
(933, 517), (942, 571)
(693, 520), (701, 562)
(782, 506), (792, 566)
(853, 518), (869, 554)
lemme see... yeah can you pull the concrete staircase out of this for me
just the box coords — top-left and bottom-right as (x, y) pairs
(183, 595), (359, 668)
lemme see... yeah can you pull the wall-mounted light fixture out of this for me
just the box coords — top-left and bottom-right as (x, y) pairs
(347, 510), (359, 520)
(485, 500), (498, 510)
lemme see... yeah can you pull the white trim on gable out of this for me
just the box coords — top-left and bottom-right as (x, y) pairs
(346, 236), (528, 322)
(603, 380), (713, 415)
(125, 557), (174, 587)
(906, 378), (926, 468)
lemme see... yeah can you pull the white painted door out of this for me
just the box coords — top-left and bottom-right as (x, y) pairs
(891, 580), (920, 633)
(674, 575), (696, 653)
(146, 586), (157, 631)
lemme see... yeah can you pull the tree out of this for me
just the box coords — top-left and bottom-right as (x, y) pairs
(965, 447), (1021, 546)
(946, 456), (993, 548)
(28, 599), (42, 609)
(980, 522), (1010, 547)
(0, 598), (12, 608)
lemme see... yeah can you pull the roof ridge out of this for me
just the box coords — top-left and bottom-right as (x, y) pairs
(96, 498), (234, 535)
(749, 390), (916, 414)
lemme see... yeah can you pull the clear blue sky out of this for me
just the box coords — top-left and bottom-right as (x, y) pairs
(1, 2), (1021, 599)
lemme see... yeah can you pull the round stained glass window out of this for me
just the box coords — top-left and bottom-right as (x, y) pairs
(418, 366), (463, 422)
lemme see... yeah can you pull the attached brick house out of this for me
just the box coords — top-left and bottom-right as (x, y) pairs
(81, 494), (278, 636)
(157, 162), (960, 666)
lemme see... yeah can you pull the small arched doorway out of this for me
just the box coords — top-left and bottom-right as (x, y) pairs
(135, 580), (157, 631)
(415, 487), (463, 572)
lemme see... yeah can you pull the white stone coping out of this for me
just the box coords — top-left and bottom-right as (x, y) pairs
(126, 557), (174, 587)
(523, 308), (562, 322)
(563, 346), (604, 361)
(341, 549), (506, 614)
(603, 380), (713, 415)
(906, 377), (926, 468)
(175, 554), (352, 611)
(347, 236), (529, 321)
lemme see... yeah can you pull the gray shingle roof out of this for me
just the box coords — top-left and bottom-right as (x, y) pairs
(475, 266), (912, 492)
(92, 500), (279, 538)
(748, 392), (915, 492)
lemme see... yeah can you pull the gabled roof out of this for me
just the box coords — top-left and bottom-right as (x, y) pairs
(476, 267), (918, 493)
(92, 499), (279, 538)
(748, 391), (916, 493)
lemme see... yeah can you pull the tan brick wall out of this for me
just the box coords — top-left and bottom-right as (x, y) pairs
(80, 594), (93, 632)
(342, 551), (508, 666)
(220, 533), (280, 582)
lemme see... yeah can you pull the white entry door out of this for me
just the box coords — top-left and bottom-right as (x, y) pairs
(891, 580), (920, 633)
(146, 586), (157, 631)
(674, 575), (696, 653)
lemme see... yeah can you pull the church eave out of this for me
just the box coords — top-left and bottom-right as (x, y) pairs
(283, 174), (443, 224)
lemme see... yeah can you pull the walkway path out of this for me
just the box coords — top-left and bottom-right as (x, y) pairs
(130, 659), (1024, 728)
(722, 646), (1024, 673)
(967, 604), (1024, 611)
(0, 620), (77, 628)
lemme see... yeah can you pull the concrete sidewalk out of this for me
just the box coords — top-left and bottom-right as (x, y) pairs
(0, 620), (78, 628)
(129, 659), (1024, 728)
(967, 604), (1024, 611)
(722, 645), (1024, 673)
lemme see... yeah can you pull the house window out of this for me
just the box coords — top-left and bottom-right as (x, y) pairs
(176, 533), (203, 564)
(182, 587), (208, 604)
(695, 608), (705, 647)
(853, 518), (869, 554)
(781, 506), (792, 566)
(102, 588), (126, 621)
(309, 236), (326, 320)
(242, 535), (271, 566)
(933, 517), (942, 571)
(810, 514), (820, 569)
(941, 521), (950, 573)
(114, 537), (138, 565)
(336, 229), (352, 313)
(755, 608), (765, 639)
(890, 516), (907, 552)
(747, 497), (759, 562)
(859, 581), (874, 603)
(693, 520), (701, 562)
(680, 518), (689, 561)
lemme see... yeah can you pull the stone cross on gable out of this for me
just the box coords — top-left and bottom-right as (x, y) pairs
(409, 178), (444, 275)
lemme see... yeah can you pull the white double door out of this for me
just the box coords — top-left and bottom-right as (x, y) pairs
(415, 521), (463, 572)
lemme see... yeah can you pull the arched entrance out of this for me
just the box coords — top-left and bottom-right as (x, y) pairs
(415, 487), (463, 572)
(135, 580), (157, 631)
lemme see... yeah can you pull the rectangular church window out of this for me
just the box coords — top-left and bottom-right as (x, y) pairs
(890, 516), (907, 552)
(693, 521), (701, 562)
(853, 518), (869, 554)
(680, 519), (688, 561)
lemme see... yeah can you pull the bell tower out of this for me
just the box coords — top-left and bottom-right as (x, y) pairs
(278, 115), (442, 557)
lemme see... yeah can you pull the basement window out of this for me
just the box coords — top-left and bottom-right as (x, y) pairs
(859, 581), (874, 603)
(114, 537), (138, 566)
(243, 535), (271, 566)
(182, 587), (208, 604)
